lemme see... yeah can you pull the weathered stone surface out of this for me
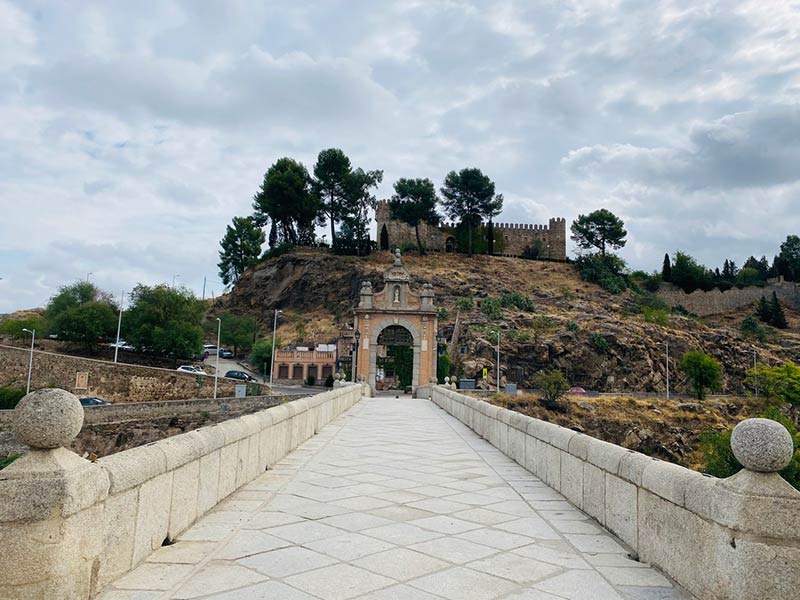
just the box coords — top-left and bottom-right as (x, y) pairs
(582, 462), (606, 524)
(731, 417), (794, 472)
(13, 388), (83, 449)
(133, 471), (174, 564)
(605, 473), (637, 549)
(169, 460), (200, 539)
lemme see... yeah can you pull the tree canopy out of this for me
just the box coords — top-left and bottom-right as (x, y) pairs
(217, 312), (257, 356)
(440, 168), (501, 255)
(570, 209), (627, 256)
(218, 216), (265, 286)
(252, 157), (318, 247)
(45, 282), (117, 351)
(679, 350), (722, 400)
(779, 234), (800, 281)
(389, 178), (440, 254)
(124, 284), (204, 358)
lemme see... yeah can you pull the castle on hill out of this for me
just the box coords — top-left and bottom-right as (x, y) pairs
(375, 201), (567, 260)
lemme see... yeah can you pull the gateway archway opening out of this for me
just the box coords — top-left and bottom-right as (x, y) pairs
(375, 325), (413, 391)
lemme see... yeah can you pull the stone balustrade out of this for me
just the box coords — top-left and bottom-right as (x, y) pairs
(420, 385), (800, 600)
(0, 384), (365, 599)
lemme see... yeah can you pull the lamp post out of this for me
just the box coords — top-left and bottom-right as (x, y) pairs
(22, 328), (35, 394)
(496, 330), (501, 393)
(742, 348), (758, 398)
(172, 274), (180, 288)
(269, 309), (282, 387)
(114, 290), (125, 364)
(353, 329), (361, 383)
(214, 317), (221, 399)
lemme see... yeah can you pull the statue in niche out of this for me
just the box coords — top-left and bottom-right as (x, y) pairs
(393, 285), (400, 303)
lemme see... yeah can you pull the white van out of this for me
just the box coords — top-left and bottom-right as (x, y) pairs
(203, 344), (218, 356)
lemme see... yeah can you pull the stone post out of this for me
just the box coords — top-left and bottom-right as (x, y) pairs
(690, 417), (800, 599)
(0, 389), (109, 599)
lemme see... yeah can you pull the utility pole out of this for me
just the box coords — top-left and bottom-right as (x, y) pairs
(496, 330), (501, 393)
(114, 290), (125, 364)
(269, 309), (282, 387)
(202, 276), (207, 301)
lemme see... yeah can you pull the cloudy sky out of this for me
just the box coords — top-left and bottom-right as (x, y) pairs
(2, 0), (799, 312)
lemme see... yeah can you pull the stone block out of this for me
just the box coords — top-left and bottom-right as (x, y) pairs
(523, 433), (539, 475)
(560, 453), (584, 508)
(190, 426), (225, 455)
(96, 488), (138, 590)
(496, 407), (514, 425)
(98, 443), (167, 495)
(508, 412), (531, 434)
(567, 433), (590, 461)
(269, 404), (289, 425)
(132, 471), (174, 564)
(544, 444), (561, 489)
(582, 462), (605, 524)
(169, 459), (200, 539)
(617, 451), (653, 486)
(638, 489), (722, 599)
(507, 426), (526, 465)
(217, 419), (250, 446)
(641, 460), (704, 507)
(605, 473), (637, 549)
(217, 443), (239, 501)
(586, 438), (627, 473)
(234, 438), (249, 489)
(157, 433), (205, 471)
(197, 450), (220, 516)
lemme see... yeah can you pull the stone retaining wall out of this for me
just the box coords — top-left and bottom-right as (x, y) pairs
(422, 385), (800, 600)
(655, 280), (800, 316)
(0, 344), (258, 402)
(0, 384), (365, 599)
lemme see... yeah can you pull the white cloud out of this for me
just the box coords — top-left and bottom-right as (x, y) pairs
(1, 0), (800, 312)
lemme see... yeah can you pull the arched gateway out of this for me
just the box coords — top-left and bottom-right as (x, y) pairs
(354, 250), (437, 394)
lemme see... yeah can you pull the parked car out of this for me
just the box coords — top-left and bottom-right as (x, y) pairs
(225, 370), (256, 382)
(203, 344), (218, 356)
(568, 387), (587, 395)
(177, 365), (207, 375)
(79, 397), (109, 406)
(219, 349), (234, 358)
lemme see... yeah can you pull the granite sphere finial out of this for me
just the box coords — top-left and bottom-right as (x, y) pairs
(731, 418), (794, 473)
(13, 388), (84, 449)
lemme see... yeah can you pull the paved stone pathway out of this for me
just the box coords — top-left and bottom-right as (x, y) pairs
(99, 397), (691, 600)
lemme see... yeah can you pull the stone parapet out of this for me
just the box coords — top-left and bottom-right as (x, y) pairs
(0, 384), (365, 599)
(429, 386), (800, 600)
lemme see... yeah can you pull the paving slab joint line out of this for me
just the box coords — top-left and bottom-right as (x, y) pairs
(426, 398), (694, 599)
(145, 407), (356, 599)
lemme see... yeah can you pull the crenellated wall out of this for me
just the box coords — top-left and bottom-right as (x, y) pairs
(375, 201), (567, 259)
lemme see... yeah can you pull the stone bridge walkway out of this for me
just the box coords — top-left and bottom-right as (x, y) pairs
(100, 398), (690, 600)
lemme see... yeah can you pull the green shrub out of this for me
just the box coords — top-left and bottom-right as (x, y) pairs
(531, 369), (570, 411)
(324, 374), (334, 388)
(575, 254), (628, 294)
(566, 320), (580, 333)
(261, 242), (295, 261)
(455, 296), (474, 312)
(480, 297), (502, 320)
(641, 306), (670, 326)
(0, 387), (26, 410)
(741, 315), (767, 342)
(499, 293), (536, 312)
(0, 454), (19, 471)
(437, 307), (450, 321)
(589, 333), (609, 354)
(531, 317), (557, 332)
(671, 304), (698, 318)
(680, 350), (722, 400)
(305, 374), (316, 386)
(400, 242), (418, 253)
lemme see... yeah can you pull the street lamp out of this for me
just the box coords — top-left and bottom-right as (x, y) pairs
(742, 348), (758, 398)
(172, 274), (180, 288)
(22, 328), (35, 394)
(214, 317), (221, 399)
(86, 272), (93, 283)
(496, 330), (501, 393)
(269, 309), (283, 387)
(353, 329), (361, 383)
(114, 290), (125, 364)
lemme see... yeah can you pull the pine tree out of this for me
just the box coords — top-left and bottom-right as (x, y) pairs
(662, 253), (672, 282)
(770, 292), (788, 329)
(757, 296), (770, 323)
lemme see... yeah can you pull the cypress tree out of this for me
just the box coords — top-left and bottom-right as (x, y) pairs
(662, 253), (672, 282)
(770, 291), (788, 329)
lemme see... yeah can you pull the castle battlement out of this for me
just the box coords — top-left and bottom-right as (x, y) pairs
(376, 199), (567, 260)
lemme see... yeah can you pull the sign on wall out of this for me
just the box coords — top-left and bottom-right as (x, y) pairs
(75, 372), (89, 389)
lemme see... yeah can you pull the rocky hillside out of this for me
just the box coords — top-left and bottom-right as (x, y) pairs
(218, 248), (800, 395)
